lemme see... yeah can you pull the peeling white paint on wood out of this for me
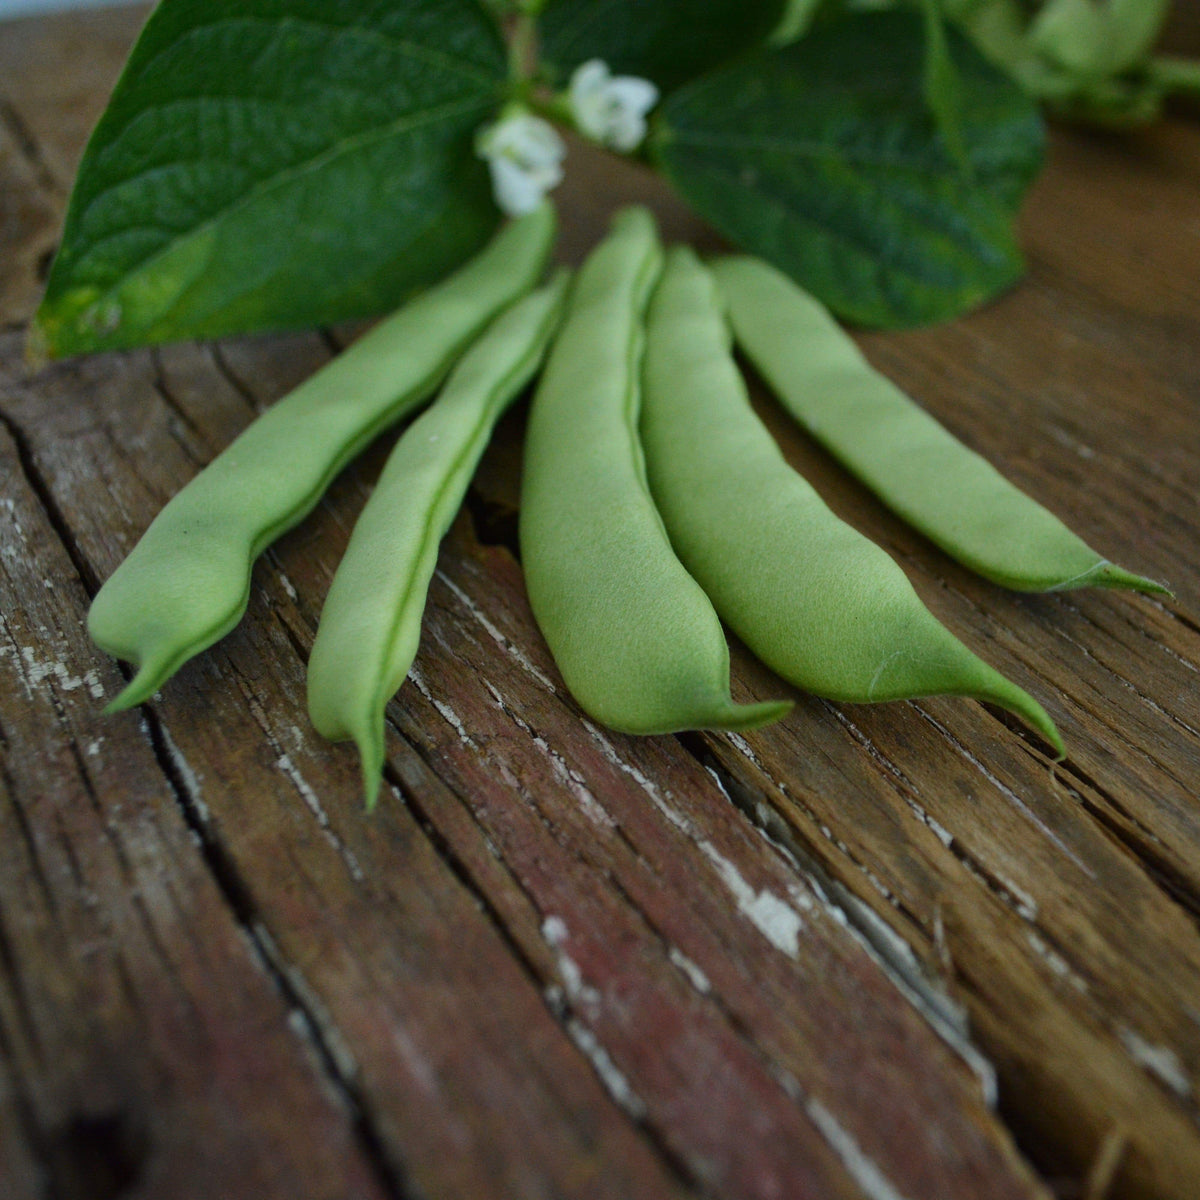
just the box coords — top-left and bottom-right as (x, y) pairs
(408, 665), (476, 748)
(806, 1098), (912, 1200)
(1119, 1028), (1193, 1099)
(1026, 931), (1089, 994)
(481, 680), (614, 827)
(529, 733), (614, 828)
(12, 645), (99, 699)
(699, 841), (803, 958)
(581, 720), (696, 839)
(436, 569), (557, 692)
(276, 752), (365, 883)
(567, 1019), (647, 1121)
(542, 915), (602, 1014)
(744, 801), (999, 1107)
(668, 947), (711, 995)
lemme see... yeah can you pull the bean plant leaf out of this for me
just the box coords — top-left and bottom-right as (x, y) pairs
(33, 0), (509, 359)
(538, 0), (788, 93)
(652, 11), (1045, 328)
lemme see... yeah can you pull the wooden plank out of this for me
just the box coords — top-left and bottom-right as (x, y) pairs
(0, 420), (391, 1199)
(0, 1055), (40, 1200)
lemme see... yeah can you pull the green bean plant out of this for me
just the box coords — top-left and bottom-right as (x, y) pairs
(931, 0), (1200, 125)
(35, 0), (1183, 802)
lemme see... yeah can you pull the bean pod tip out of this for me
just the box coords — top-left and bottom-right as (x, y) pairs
(1049, 559), (1172, 598)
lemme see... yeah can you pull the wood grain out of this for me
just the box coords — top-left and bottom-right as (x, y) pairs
(2, 5), (1199, 1199)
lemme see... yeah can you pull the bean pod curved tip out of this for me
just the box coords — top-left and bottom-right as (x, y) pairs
(1047, 560), (1172, 597)
(103, 673), (162, 715)
(957, 668), (1066, 760)
(704, 698), (795, 733)
(361, 746), (387, 813)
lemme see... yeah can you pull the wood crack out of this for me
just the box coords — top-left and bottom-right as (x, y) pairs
(1148, 599), (1200, 642)
(692, 728), (909, 915)
(912, 706), (1093, 878)
(134, 702), (415, 1200)
(689, 725), (1200, 1189)
(0, 698), (62, 924)
(593, 857), (906, 1172)
(0, 95), (63, 197)
(1050, 760), (1200, 928)
(0, 409), (101, 597)
(207, 342), (261, 416)
(222, 654), (365, 883)
(148, 349), (213, 468)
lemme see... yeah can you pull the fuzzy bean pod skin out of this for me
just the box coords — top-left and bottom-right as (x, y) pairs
(520, 209), (791, 735)
(307, 272), (571, 806)
(88, 206), (557, 711)
(711, 255), (1167, 596)
(642, 248), (1064, 754)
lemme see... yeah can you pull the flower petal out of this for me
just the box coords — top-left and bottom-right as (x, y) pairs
(567, 58), (659, 152)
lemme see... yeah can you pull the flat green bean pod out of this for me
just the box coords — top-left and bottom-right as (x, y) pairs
(711, 255), (1167, 595)
(308, 272), (571, 806)
(642, 248), (1064, 754)
(89, 205), (557, 711)
(520, 208), (791, 735)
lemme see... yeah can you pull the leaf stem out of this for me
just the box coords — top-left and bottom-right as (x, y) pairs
(508, 11), (538, 83)
(1147, 56), (1200, 96)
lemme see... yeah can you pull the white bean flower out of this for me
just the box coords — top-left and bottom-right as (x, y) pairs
(476, 110), (567, 216)
(569, 59), (660, 153)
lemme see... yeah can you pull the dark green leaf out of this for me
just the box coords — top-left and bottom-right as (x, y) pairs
(652, 11), (1045, 327)
(34, 0), (508, 358)
(538, 0), (787, 93)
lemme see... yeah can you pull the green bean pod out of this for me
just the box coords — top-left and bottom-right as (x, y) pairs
(307, 272), (571, 806)
(711, 255), (1167, 596)
(642, 248), (1064, 754)
(520, 208), (791, 735)
(89, 205), (557, 712)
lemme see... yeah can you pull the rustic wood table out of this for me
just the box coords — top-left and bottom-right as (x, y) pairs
(2, 7), (1199, 1200)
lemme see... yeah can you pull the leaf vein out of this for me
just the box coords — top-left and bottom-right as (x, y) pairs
(74, 91), (494, 306)
(677, 154), (1003, 289)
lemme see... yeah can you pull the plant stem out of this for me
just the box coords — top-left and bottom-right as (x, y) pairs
(508, 11), (538, 84)
(1148, 56), (1200, 96)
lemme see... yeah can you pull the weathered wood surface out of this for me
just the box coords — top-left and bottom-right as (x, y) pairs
(1, 6), (1199, 1199)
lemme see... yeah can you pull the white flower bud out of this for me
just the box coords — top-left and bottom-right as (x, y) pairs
(476, 112), (566, 216)
(569, 59), (659, 153)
